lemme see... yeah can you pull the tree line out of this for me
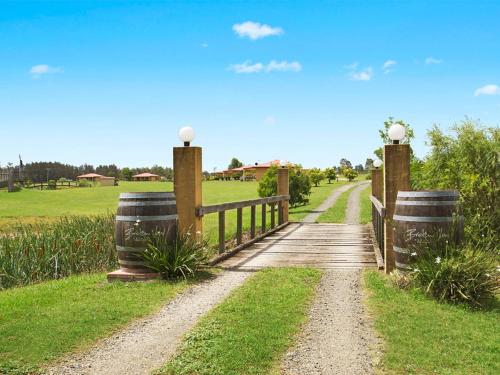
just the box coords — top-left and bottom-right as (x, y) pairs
(0, 161), (174, 183)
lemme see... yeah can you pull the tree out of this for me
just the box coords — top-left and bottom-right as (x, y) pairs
(309, 168), (324, 187)
(374, 117), (415, 160)
(364, 158), (374, 170)
(120, 167), (133, 181)
(414, 120), (499, 249)
(342, 168), (358, 181)
(339, 158), (352, 170)
(354, 164), (364, 172)
(228, 158), (243, 170)
(258, 165), (311, 207)
(325, 167), (337, 183)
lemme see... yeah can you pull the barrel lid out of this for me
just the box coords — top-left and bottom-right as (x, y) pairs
(119, 192), (175, 199)
(397, 190), (459, 198)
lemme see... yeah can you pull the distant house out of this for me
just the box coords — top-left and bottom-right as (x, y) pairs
(213, 160), (293, 181)
(132, 172), (161, 181)
(76, 173), (105, 181)
(76, 173), (115, 186)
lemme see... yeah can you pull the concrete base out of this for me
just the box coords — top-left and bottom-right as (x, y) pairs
(107, 269), (160, 282)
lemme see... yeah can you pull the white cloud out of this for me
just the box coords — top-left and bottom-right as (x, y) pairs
(201, 43), (208, 48)
(382, 60), (397, 73)
(266, 60), (302, 72)
(229, 61), (264, 74)
(264, 116), (276, 125)
(474, 84), (499, 96)
(350, 67), (373, 81)
(233, 21), (283, 40)
(29, 64), (63, 78)
(228, 60), (301, 74)
(425, 57), (443, 65)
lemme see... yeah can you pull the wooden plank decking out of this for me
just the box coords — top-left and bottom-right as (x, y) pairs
(220, 222), (378, 270)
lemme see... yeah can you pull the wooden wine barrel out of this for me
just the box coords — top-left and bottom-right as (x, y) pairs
(115, 192), (177, 273)
(393, 190), (462, 271)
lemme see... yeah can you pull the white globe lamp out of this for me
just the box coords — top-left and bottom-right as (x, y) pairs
(373, 159), (383, 169)
(388, 123), (406, 144)
(178, 126), (195, 146)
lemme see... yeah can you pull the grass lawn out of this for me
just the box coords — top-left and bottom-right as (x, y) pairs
(288, 180), (348, 222)
(364, 271), (500, 375)
(0, 180), (347, 243)
(316, 185), (353, 223)
(359, 185), (372, 224)
(157, 268), (323, 375)
(0, 272), (205, 374)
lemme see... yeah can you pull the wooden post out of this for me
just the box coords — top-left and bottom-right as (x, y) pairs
(277, 167), (289, 222)
(250, 205), (256, 238)
(371, 168), (383, 202)
(383, 144), (410, 273)
(173, 146), (203, 237)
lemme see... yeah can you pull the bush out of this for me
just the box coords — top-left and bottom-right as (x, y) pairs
(408, 234), (499, 307)
(308, 168), (324, 187)
(0, 215), (116, 289)
(78, 179), (92, 187)
(325, 167), (337, 183)
(342, 167), (358, 181)
(46, 179), (57, 190)
(258, 165), (311, 207)
(413, 120), (499, 250)
(141, 231), (210, 279)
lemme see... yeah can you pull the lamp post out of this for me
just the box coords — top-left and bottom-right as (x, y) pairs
(383, 125), (410, 273)
(388, 123), (406, 145)
(173, 126), (203, 237)
(178, 126), (195, 147)
(373, 159), (383, 169)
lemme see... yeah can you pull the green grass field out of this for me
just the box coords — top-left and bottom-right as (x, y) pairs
(0, 180), (346, 244)
(0, 272), (207, 373)
(364, 271), (500, 374)
(316, 186), (353, 223)
(158, 268), (322, 375)
(359, 185), (371, 224)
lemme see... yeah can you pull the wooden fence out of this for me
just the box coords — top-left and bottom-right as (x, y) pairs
(25, 181), (81, 190)
(370, 195), (385, 259)
(196, 195), (290, 254)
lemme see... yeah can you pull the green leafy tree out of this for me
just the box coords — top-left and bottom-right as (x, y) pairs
(374, 117), (415, 160)
(309, 168), (324, 187)
(325, 167), (337, 183)
(120, 167), (133, 181)
(364, 158), (374, 170)
(415, 120), (499, 249)
(342, 168), (358, 181)
(258, 165), (311, 207)
(228, 158), (243, 170)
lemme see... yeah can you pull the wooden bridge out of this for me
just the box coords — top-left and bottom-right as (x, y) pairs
(220, 222), (381, 270)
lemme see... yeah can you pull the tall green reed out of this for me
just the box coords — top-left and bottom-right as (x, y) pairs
(0, 215), (117, 289)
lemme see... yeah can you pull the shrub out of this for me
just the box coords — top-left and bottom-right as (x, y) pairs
(78, 179), (92, 187)
(408, 234), (499, 307)
(342, 167), (358, 181)
(308, 168), (324, 187)
(325, 167), (337, 183)
(414, 120), (499, 250)
(141, 231), (210, 279)
(258, 165), (311, 207)
(0, 215), (116, 289)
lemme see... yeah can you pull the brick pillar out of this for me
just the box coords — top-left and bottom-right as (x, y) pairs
(383, 144), (410, 273)
(371, 168), (383, 202)
(173, 146), (203, 237)
(277, 167), (289, 222)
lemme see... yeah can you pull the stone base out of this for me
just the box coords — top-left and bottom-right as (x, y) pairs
(107, 269), (160, 282)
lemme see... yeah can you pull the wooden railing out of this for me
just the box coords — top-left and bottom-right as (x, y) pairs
(370, 195), (385, 258)
(25, 181), (80, 190)
(196, 195), (290, 254)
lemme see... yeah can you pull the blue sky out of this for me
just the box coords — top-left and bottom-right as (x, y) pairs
(1, 0), (499, 171)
